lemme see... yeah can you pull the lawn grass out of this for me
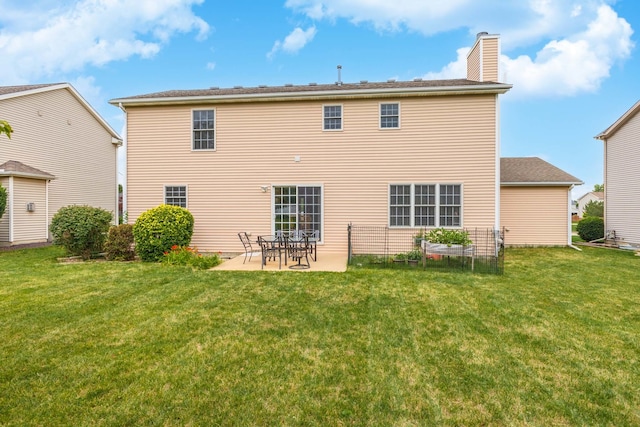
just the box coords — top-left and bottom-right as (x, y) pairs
(1, 245), (639, 426)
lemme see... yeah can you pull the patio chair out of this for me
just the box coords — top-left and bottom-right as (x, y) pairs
(258, 235), (285, 270)
(304, 229), (319, 261)
(288, 235), (310, 269)
(238, 232), (254, 264)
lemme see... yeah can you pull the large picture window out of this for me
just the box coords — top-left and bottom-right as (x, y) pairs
(192, 109), (215, 150)
(389, 184), (461, 227)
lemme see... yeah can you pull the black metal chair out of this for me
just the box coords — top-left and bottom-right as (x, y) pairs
(238, 232), (254, 264)
(304, 230), (319, 261)
(288, 235), (311, 269)
(258, 235), (286, 269)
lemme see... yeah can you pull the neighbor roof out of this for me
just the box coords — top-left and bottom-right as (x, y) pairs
(501, 157), (582, 186)
(0, 160), (56, 180)
(110, 79), (512, 106)
(0, 83), (122, 142)
(594, 99), (640, 140)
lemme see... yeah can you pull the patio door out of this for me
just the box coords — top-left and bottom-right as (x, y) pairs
(273, 186), (322, 240)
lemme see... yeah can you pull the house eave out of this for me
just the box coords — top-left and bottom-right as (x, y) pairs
(594, 99), (640, 140)
(501, 181), (583, 187)
(0, 171), (56, 180)
(110, 83), (513, 107)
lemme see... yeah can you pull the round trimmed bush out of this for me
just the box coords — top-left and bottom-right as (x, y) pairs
(50, 205), (113, 259)
(104, 224), (136, 261)
(576, 216), (604, 242)
(133, 204), (194, 262)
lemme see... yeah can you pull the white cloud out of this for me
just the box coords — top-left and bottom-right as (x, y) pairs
(420, 5), (633, 97)
(206, 62), (216, 70)
(0, 0), (210, 84)
(294, 1), (632, 98)
(268, 26), (317, 59)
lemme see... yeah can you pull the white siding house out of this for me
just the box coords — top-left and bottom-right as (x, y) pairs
(0, 83), (122, 246)
(595, 100), (640, 247)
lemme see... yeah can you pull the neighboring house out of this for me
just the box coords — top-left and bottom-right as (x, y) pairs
(0, 83), (122, 247)
(500, 157), (582, 246)
(595, 99), (640, 247)
(576, 191), (604, 218)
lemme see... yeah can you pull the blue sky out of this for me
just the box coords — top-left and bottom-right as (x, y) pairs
(1, 0), (638, 199)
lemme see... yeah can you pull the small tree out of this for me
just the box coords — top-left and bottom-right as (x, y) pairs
(104, 224), (136, 261)
(133, 204), (194, 262)
(50, 205), (113, 259)
(593, 183), (604, 192)
(0, 120), (12, 139)
(583, 200), (604, 218)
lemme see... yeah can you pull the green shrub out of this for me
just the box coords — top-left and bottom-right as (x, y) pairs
(104, 224), (136, 261)
(577, 216), (604, 242)
(133, 204), (194, 262)
(161, 245), (221, 269)
(0, 184), (6, 219)
(426, 228), (472, 246)
(50, 205), (113, 259)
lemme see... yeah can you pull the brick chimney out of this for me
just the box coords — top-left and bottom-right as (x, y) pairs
(467, 32), (500, 82)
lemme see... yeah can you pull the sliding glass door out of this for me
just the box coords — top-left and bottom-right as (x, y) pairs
(273, 186), (322, 240)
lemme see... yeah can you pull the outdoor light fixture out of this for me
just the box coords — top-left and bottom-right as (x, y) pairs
(260, 185), (269, 193)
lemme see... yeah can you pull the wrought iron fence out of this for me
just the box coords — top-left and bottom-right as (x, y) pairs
(347, 224), (504, 274)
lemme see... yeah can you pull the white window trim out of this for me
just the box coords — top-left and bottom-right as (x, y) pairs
(322, 104), (343, 132)
(191, 108), (216, 152)
(388, 183), (463, 228)
(379, 102), (401, 130)
(164, 185), (188, 208)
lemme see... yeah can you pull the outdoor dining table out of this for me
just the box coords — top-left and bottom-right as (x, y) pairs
(257, 233), (313, 270)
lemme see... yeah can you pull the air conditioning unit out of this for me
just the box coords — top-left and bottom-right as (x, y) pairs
(26, 202), (36, 212)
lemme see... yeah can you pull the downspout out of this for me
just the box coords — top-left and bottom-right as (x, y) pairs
(8, 176), (14, 243)
(568, 184), (582, 251)
(118, 102), (127, 224)
(495, 94), (501, 232)
(45, 179), (50, 240)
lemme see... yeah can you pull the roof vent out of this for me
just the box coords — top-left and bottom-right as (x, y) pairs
(209, 86), (219, 90)
(284, 83), (293, 87)
(387, 78), (396, 83)
(309, 82), (317, 86)
(476, 31), (489, 39)
(360, 80), (368, 84)
(258, 85), (267, 88)
(413, 78), (423, 82)
(233, 85), (243, 89)
(337, 65), (342, 86)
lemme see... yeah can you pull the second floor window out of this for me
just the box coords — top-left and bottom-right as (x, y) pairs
(380, 103), (399, 128)
(193, 109), (215, 150)
(323, 105), (342, 130)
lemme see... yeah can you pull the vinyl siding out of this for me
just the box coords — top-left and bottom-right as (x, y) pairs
(481, 37), (500, 82)
(0, 88), (118, 232)
(127, 94), (498, 253)
(10, 178), (48, 243)
(467, 43), (481, 81)
(605, 110), (640, 245)
(500, 186), (570, 246)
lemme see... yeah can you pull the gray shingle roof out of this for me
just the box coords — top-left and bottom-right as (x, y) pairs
(111, 79), (511, 104)
(501, 157), (582, 185)
(0, 83), (63, 96)
(0, 160), (55, 179)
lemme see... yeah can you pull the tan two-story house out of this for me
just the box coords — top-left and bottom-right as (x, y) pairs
(1, 83), (122, 247)
(112, 33), (514, 253)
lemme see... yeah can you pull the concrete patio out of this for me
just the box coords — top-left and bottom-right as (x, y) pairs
(212, 251), (348, 272)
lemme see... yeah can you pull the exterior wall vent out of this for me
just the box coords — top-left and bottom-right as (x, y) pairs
(26, 202), (36, 212)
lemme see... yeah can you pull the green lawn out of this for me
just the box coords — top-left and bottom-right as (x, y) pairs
(1, 246), (639, 426)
